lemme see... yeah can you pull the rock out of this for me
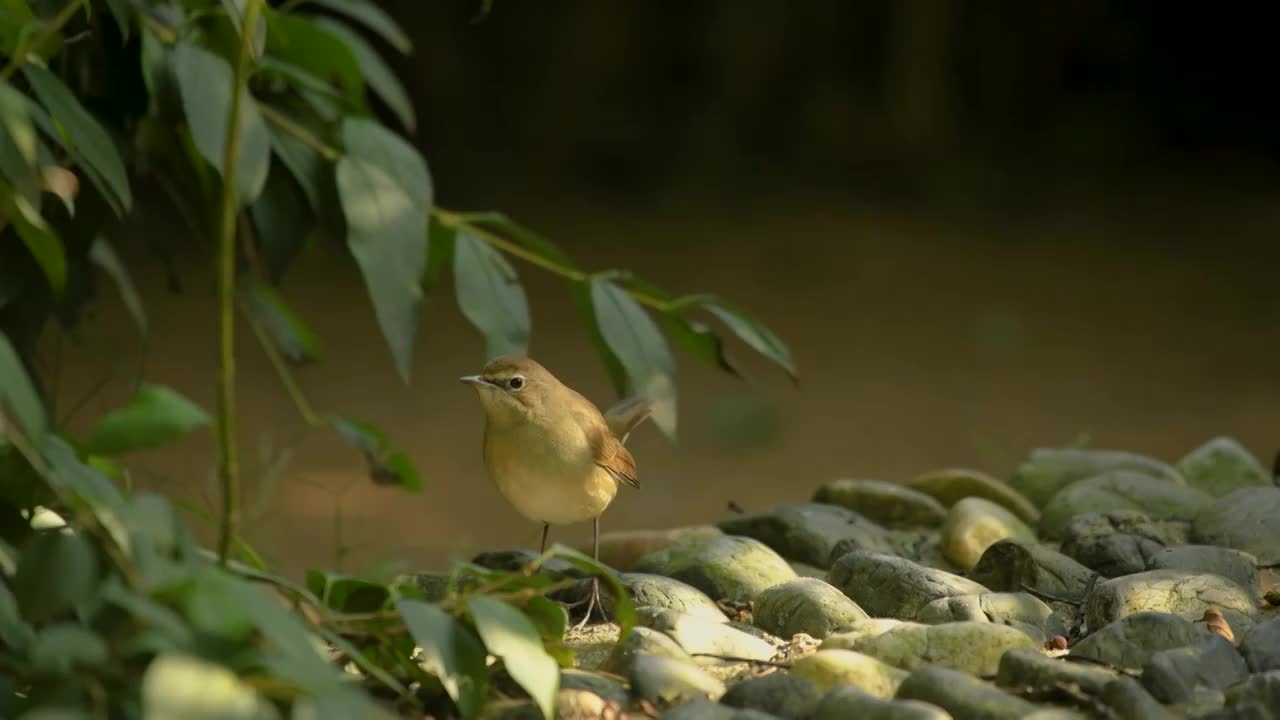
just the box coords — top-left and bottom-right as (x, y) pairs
(1008, 447), (1182, 509)
(753, 578), (869, 640)
(1214, 671), (1280, 720)
(1191, 486), (1280, 564)
(826, 551), (990, 620)
(659, 699), (779, 720)
(789, 561), (827, 579)
(916, 593), (1066, 643)
(609, 573), (727, 623)
(1141, 634), (1248, 704)
(639, 608), (777, 661)
(940, 498), (1037, 571)
(842, 621), (1037, 676)
(1100, 677), (1175, 720)
(1070, 611), (1210, 669)
(633, 535), (797, 603)
(1085, 570), (1256, 629)
(478, 699), (541, 720)
(1178, 436), (1273, 498)
(720, 671), (823, 719)
(403, 571), (451, 602)
(472, 549), (587, 579)
(893, 532), (962, 573)
(996, 646), (1118, 696)
(564, 623), (622, 671)
(1059, 511), (1192, 577)
(556, 688), (626, 720)
(811, 687), (953, 720)
(969, 539), (1094, 603)
(588, 525), (723, 571)
(788, 649), (908, 697)
(717, 503), (892, 569)
(1241, 619), (1280, 673)
(559, 668), (629, 706)
(630, 654), (726, 705)
(1040, 471), (1210, 539)
(1148, 545), (1260, 600)
(909, 468), (1041, 525)
(812, 479), (947, 528)
(602, 626), (690, 675)
(896, 666), (1039, 720)
(820, 619), (908, 650)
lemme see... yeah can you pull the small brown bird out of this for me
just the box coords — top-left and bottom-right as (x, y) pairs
(1199, 608), (1234, 643)
(461, 355), (650, 625)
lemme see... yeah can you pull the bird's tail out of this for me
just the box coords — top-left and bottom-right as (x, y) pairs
(604, 396), (652, 444)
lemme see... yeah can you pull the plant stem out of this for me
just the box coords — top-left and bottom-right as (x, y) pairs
(214, 0), (264, 567)
(0, 0), (82, 82)
(260, 105), (341, 161)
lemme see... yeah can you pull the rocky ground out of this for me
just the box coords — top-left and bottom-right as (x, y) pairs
(420, 436), (1280, 719)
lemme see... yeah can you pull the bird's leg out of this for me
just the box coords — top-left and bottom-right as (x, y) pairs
(539, 522), (550, 554)
(570, 516), (603, 630)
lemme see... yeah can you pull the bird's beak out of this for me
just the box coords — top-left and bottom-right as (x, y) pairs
(459, 375), (485, 386)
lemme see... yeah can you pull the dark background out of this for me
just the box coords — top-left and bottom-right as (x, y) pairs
(68, 1), (1280, 576)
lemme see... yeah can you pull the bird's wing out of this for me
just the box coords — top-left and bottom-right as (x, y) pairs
(592, 427), (639, 488)
(603, 396), (652, 444)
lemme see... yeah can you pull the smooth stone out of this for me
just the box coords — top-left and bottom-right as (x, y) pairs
(969, 539), (1094, 603)
(632, 535), (797, 603)
(844, 621), (1036, 676)
(1070, 611), (1210, 669)
(556, 688), (625, 720)
(1060, 511), (1192, 577)
(564, 622), (622, 671)
(1211, 671), (1280, 720)
(788, 561), (826, 579)
(1008, 447), (1182, 509)
(894, 532), (962, 573)
(659, 699), (779, 720)
(996, 646), (1118, 696)
(611, 573), (727, 623)
(811, 687), (953, 720)
(719, 671), (822, 719)
(1040, 471), (1210, 539)
(1240, 618), (1280, 673)
(1191, 486), (1280, 564)
(718, 503), (892, 569)
(813, 479), (947, 528)
(826, 551), (990, 620)
(940, 497), (1037, 571)
(631, 654), (727, 705)
(640, 608), (777, 661)
(820, 619), (908, 650)
(588, 525), (723, 572)
(1148, 545), (1260, 600)
(896, 666), (1038, 720)
(909, 468), (1040, 525)
(1085, 570), (1257, 630)
(1141, 634), (1248, 704)
(602, 626), (690, 675)
(404, 571), (451, 602)
(753, 577), (870, 640)
(1100, 677), (1175, 720)
(789, 649), (908, 697)
(916, 592), (1065, 643)
(1177, 436), (1272, 498)
(559, 668), (629, 706)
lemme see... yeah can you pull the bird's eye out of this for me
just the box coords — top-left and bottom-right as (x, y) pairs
(507, 376), (525, 391)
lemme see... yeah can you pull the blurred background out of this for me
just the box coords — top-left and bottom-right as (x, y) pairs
(59, 0), (1280, 576)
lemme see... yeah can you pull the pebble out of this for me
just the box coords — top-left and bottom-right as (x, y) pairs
(1059, 511), (1191, 577)
(1039, 470), (1210, 539)
(1140, 634), (1248, 704)
(968, 539), (1094, 603)
(659, 699), (779, 719)
(602, 626), (690, 676)
(810, 687), (953, 720)
(916, 592), (1065, 643)
(1007, 447), (1181, 509)
(811, 478), (947, 528)
(1147, 545), (1260, 600)
(819, 618), (907, 650)
(610, 573), (728, 623)
(908, 467), (1040, 525)
(718, 503), (892, 569)
(1100, 677), (1175, 720)
(632, 535), (797, 603)
(752, 577), (869, 640)
(896, 666), (1039, 720)
(787, 649), (907, 697)
(996, 646), (1118, 696)
(639, 608), (777, 662)
(841, 620), (1037, 676)
(939, 497), (1037, 571)
(588, 525), (723, 572)
(630, 654), (727, 706)
(826, 550), (990, 620)
(1240, 618), (1280, 673)
(1177, 435), (1272, 497)
(1069, 611), (1210, 669)
(719, 671), (822, 719)
(1209, 671), (1280, 720)
(1190, 486), (1280, 564)
(1084, 570), (1256, 629)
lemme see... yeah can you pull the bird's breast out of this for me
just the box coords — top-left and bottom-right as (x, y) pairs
(482, 422), (618, 525)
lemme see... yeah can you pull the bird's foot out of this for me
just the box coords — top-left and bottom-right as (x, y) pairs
(567, 577), (604, 631)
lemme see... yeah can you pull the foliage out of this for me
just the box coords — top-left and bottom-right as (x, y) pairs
(0, 0), (793, 717)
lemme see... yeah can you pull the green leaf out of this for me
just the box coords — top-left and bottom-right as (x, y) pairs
(1, 327), (47, 439)
(142, 653), (278, 720)
(312, 17), (414, 131)
(312, 625), (415, 705)
(265, 114), (325, 209)
(86, 384), (212, 456)
(28, 623), (109, 675)
(466, 211), (578, 270)
(574, 280), (627, 396)
(264, 11), (363, 105)
(12, 531), (99, 624)
(3, 188), (66, 293)
(335, 117), (430, 383)
(467, 595), (559, 719)
(171, 42), (271, 206)
(329, 416), (422, 490)
(220, 0), (266, 58)
(545, 543), (635, 640)
(663, 311), (739, 377)
(249, 159), (314, 281)
(423, 215), (454, 295)
(0, 81), (39, 184)
(589, 279), (677, 439)
(305, 570), (388, 612)
(88, 237), (147, 336)
(240, 281), (320, 364)
(0, 0), (34, 56)
(22, 63), (132, 214)
(101, 0), (130, 37)
(453, 231), (529, 359)
(0, 578), (35, 652)
(522, 596), (572, 665)
(700, 298), (796, 382)
(305, 0), (412, 53)
(101, 578), (195, 649)
(182, 568), (254, 642)
(397, 600), (488, 719)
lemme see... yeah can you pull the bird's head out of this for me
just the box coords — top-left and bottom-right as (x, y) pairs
(460, 354), (558, 427)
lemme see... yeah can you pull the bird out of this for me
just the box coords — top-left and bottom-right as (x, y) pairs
(460, 355), (651, 627)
